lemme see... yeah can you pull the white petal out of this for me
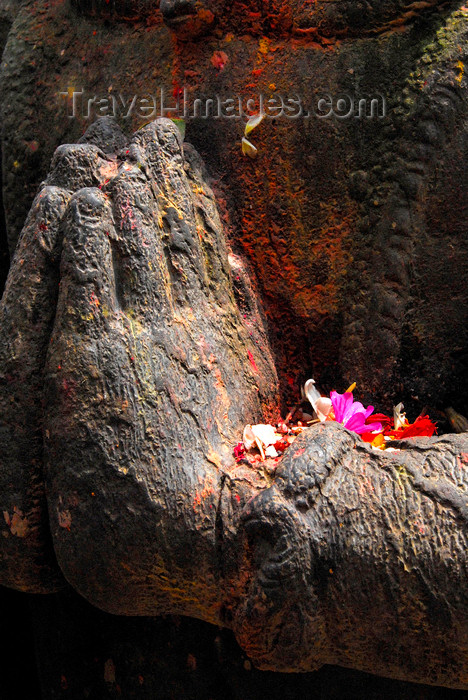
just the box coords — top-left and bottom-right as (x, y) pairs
(304, 378), (321, 408)
(315, 396), (332, 422)
(265, 445), (278, 458)
(393, 402), (406, 430)
(243, 424), (256, 450)
(304, 378), (331, 420)
(251, 424), (277, 447)
(255, 437), (265, 460)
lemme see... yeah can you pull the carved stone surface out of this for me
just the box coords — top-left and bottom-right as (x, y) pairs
(1, 118), (468, 689)
(0, 117), (279, 598)
(233, 423), (468, 688)
(0, 0), (466, 410)
(43, 118), (278, 619)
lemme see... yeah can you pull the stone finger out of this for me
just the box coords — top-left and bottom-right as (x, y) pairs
(0, 185), (70, 592)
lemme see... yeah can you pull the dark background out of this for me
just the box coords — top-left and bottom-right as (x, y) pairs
(2, 584), (468, 700)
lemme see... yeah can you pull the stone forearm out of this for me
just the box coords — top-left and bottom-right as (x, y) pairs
(232, 423), (468, 688)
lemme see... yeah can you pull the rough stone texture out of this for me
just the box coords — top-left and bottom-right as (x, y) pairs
(70, 0), (159, 21)
(1, 118), (468, 690)
(0, 0), (17, 43)
(2, 582), (468, 700)
(0, 0), (171, 251)
(0, 184), (69, 591)
(0, 0), (18, 294)
(0, 121), (140, 592)
(42, 118), (278, 619)
(232, 423), (468, 688)
(0, 0), (467, 693)
(0, 0), (466, 412)
(1, 583), (465, 700)
(0, 116), (279, 601)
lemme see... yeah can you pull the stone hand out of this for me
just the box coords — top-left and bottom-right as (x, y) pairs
(41, 118), (278, 617)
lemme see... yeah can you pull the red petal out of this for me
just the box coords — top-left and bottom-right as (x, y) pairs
(361, 432), (377, 443)
(390, 416), (437, 439)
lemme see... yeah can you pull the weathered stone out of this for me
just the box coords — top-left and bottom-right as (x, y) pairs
(233, 423), (468, 688)
(0, 117), (279, 601)
(0, 0), (466, 411)
(1, 118), (468, 689)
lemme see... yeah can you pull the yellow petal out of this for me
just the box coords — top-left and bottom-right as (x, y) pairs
(244, 113), (264, 137)
(372, 433), (385, 449)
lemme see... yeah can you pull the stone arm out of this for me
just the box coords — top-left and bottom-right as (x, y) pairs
(233, 423), (468, 689)
(0, 119), (467, 689)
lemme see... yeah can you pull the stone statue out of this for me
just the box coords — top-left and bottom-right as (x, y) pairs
(1, 0), (466, 407)
(0, 0), (467, 693)
(1, 118), (468, 689)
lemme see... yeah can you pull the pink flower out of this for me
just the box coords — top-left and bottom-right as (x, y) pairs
(330, 391), (382, 435)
